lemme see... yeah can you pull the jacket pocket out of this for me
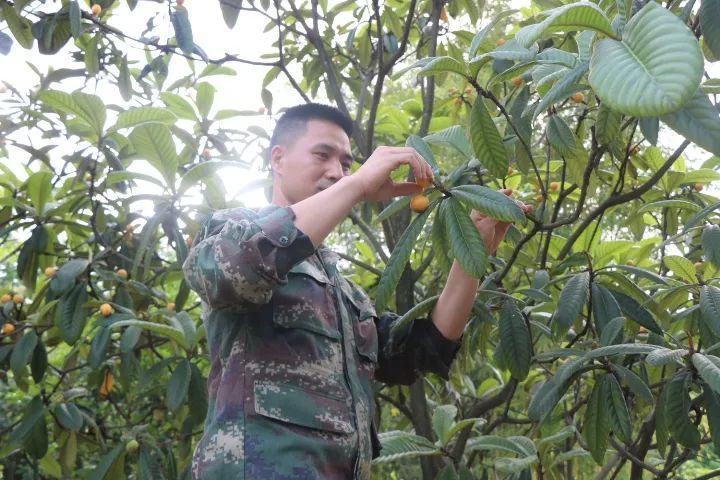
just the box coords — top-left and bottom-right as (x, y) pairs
(340, 279), (379, 363)
(272, 259), (341, 339)
(253, 380), (354, 434)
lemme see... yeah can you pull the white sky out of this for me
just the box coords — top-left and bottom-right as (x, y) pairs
(1, 0), (718, 211)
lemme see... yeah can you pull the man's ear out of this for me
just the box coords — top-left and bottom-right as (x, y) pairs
(270, 145), (285, 176)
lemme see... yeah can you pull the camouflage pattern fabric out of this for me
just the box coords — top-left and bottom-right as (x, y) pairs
(183, 205), (461, 479)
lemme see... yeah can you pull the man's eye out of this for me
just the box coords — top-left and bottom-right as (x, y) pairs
(315, 152), (328, 159)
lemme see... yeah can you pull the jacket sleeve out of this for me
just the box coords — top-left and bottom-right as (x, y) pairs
(182, 206), (315, 309)
(373, 313), (462, 386)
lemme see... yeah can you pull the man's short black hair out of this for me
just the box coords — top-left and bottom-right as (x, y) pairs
(270, 103), (353, 148)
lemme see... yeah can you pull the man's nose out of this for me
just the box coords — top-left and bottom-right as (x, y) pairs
(326, 160), (344, 180)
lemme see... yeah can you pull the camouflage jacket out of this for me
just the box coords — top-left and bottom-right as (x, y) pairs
(182, 205), (461, 480)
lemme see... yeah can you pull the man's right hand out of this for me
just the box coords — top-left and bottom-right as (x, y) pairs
(350, 146), (434, 203)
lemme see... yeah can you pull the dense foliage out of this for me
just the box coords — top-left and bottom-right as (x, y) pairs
(1, 0), (720, 479)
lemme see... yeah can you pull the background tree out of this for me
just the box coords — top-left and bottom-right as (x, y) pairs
(1, 0), (720, 479)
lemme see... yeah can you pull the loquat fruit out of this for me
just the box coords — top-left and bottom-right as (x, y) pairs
(1, 293), (12, 304)
(12, 294), (24, 304)
(91, 4), (102, 16)
(416, 178), (432, 189)
(45, 266), (58, 278)
(511, 76), (523, 87)
(571, 92), (585, 103)
(1, 323), (15, 335)
(694, 183), (704, 192)
(496, 38), (506, 46)
(549, 181), (560, 191)
(167, 302), (176, 312)
(100, 303), (113, 317)
(126, 439), (139, 453)
(116, 268), (128, 279)
(410, 195), (430, 213)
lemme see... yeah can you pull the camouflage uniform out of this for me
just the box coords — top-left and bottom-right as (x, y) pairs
(183, 205), (461, 479)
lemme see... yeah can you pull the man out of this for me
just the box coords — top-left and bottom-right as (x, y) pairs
(183, 103), (525, 479)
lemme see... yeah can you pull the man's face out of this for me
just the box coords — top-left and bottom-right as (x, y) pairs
(271, 119), (353, 205)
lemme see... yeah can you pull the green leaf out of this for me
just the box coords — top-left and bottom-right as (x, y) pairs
(376, 197), (411, 223)
(160, 92), (198, 120)
(700, 0), (720, 58)
(129, 123), (178, 187)
(646, 348), (688, 366)
(584, 343), (662, 359)
(700, 285), (720, 333)
(702, 79), (720, 95)
(515, 1), (616, 48)
(54, 403), (84, 431)
(592, 283), (623, 335)
(30, 339), (47, 383)
(138, 444), (163, 480)
(89, 326), (111, 370)
(9, 396), (45, 446)
(610, 290), (663, 335)
(113, 107), (177, 130)
(432, 405), (457, 445)
(219, 0), (242, 28)
(196, 82), (215, 119)
(466, 435), (534, 456)
(470, 96), (507, 178)
(664, 372), (700, 449)
(599, 317), (625, 346)
(179, 160), (248, 194)
(595, 104), (622, 146)
(1, 4), (33, 49)
(449, 185), (526, 223)
(664, 255), (698, 283)
(389, 295), (440, 338)
(25, 170), (54, 215)
(445, 197), (488, 278)
(693, 353), (720, 395)
(611, 364), (654, 404)
(499, 301), (532, 380)
(424, 126), (473, 159)
(406, 134), (439, 172)
(584, 377), (609, 464)
(87, 444), (124, 480)
(188, 363), (208, 426)
(662, 89), (720, 156)
(54, 283), (90, 345)
(417, 56), (468, 78)
(374, 431), (439, 463)
(10, 330), (38, 378)
(166, 359), (191, 412)
(374, 202), (434, 312)
(50, 259), (89, 297)
(171, 6), (194, 54)
(704, 384), (720, 455)
(547, 115), (577, 156)
(589, 1), (703, 117)
(469, 9), (518, 56)
(84, 33), (99, 75)
(69, 1), (82, 38)
(703, 225), (720, 267)
(531, 62), (588, 120)
(552, 271), (590, 336)
(605, 374), (632, 443)
(118, 58), (132, 102)
(528, 357), (586, 422)
(636, 199), (701, 213)
(70, 92), (106, 136)
(639, 117), (659, 145)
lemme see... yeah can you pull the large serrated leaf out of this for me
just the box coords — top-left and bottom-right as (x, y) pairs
(610, 290), (663, 334)
(532, 62), (589, 120)
(515, 2), (615, 48)
(664, 372), (700, 449)
(700, 0), (720, 58)
(1, 4), (33, 49)
(604, 374), (632, 443)
(374, 431), (439, 463)
(219, 0), (242, 28)
(160, 92), (198, 120)
(406, 135), (439, 172)
(113, 107), (177, 130)
(547, 115), (577, 156)
(703, 225), (720, 267)
(592, 283), (623, 335)
(432, 405), (457, 445)
(611, 364), (653, 403)
(109, 319), (189, 350)
(129, 123), (178, 188)
(470, 96), (507, 178)
(704, 384), (720, 454)
(528, 357), (586, 422)
(374, 203), (434, 312)
(166, 359), (191, 412)
(55, 283), (90, 345)
(646, 348), (688, 366)
(662, 89), (720, 156)
(693, 353), (720, 395)
(87, 444), (125, 480)
(552, 271), (590, 336)
(700, 285), (720, 334)
(663, 255), (698, 283)
(466, 435), (533, 456)
(584, 378), (609, 464)
(499, 301), (532, 380)
(418, 56), (468, 77)
(469, 10), (518, 56)
(171, 6), (194, 54)
(179, 160), (248, 195)
(445, 197), (488, 278)
(424, 126), (473, 159)
(589, 2), (703, 117)
(595, 104), (622, 146)
(10, 330), (38, 378)
(449, 185), (526, 223)
(584, 343), (662, 359)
